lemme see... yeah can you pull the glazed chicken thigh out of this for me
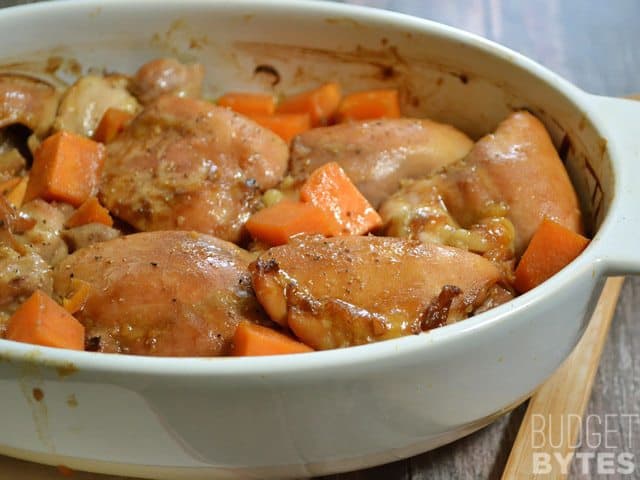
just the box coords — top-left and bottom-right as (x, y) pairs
(380, 111), (583, 259)
(289, 118), (473, 208)
(99, 95), (289, 242)
(436, 112), (582, 254)
(53, 231), (265, 356)
(251, 235), (500, 350)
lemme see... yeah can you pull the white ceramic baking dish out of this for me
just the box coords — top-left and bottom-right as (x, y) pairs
(0, 0), (638, 478)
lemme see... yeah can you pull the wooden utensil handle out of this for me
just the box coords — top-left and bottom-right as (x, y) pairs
(501, 277), (625, 479)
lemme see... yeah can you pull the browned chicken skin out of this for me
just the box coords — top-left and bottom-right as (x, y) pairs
(435, 111), (582, 255)
(131, 58), (205, 104)
(99, 95), (289, 243)
(380, 111), (582, 260)
(289, 118), (473, 208)
(250, 235), (500, 350)
(0, 74), (60, 137)
(53, 231), (265, 356)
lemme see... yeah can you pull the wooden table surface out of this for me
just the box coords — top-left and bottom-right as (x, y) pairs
(0, 1), (638, 479)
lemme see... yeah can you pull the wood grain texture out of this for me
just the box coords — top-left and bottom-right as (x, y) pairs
(330, 0), (640, 480)
(0, 1), (638, 479)
(502, 278), (624, 479)
(330, 1), (640, 479)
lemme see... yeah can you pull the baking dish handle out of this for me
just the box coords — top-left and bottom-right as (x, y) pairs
(585, 94), (640, 274)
